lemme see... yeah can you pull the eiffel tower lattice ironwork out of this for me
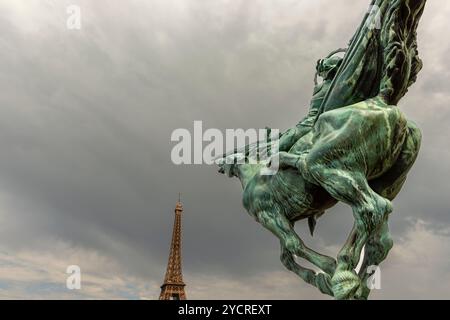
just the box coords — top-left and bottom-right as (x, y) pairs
(159, 198), (187, 300)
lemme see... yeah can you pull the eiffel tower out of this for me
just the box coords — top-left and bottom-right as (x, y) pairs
(159, 197), (187, 300)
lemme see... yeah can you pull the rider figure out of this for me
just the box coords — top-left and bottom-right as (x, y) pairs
(220, 52), (343, 160)
(278, 54), (343, 152)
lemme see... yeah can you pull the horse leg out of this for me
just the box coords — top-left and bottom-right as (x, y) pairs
(323, 220), (369, 300)
(370, 121), (422, 201)
(355, 122), (421, 299)
(272, 148), (394, 298)
(355, 217), (392, 299)
(257, 210), (336, 276)
(280, 244), (333, 296)
(300, 159), (392, 299)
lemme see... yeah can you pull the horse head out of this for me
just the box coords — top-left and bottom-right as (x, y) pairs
(216, 153), (245, 177)
(217, 153), (269, 189)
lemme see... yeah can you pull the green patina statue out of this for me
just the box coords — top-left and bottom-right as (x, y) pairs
(217, 0), (427, 299)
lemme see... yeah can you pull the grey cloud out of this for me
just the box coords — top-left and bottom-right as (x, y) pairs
(0, 0), (449, 299)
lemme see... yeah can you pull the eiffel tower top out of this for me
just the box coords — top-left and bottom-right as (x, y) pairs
(175, 197), (183, 212)
(159, 197), (186, 300)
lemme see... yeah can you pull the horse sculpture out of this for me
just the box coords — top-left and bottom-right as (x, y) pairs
(217, 0), (427, 299)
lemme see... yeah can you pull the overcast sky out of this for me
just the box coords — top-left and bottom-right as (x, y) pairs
(0, 0), (449, 299)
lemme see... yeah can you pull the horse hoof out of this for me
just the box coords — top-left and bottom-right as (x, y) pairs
(331, 271), (360, 300)
(315, 273), (334, 296)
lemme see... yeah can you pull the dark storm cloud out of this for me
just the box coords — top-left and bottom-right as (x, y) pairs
(0, 0), (449, 299)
